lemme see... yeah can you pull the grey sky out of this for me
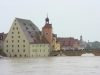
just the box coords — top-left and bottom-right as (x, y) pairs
(0, 0), (100, 42)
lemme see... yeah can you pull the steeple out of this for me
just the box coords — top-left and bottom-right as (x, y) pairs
(80, 35), (82, 41)
(45, 13), (49, 24)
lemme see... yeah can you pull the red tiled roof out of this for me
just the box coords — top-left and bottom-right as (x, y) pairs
(57, 37), (78, 46)
(43, 24), (52, 28)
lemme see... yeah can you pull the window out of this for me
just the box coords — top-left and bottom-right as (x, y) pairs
(7, 50), (8, 52)
(20, 55), (21, 57)
(44, 49), (45, 52)
(13, 27), (15, 30)
(28, 31), (31, 34)
(45, 32), (48, 35)
(18, 32), (20, 34)
(12, 49), (14, 52)
(32, 27), (35, 30)
(33, 45), (34, 47)
(6, 45), (8, 47)
(30, 24), (32, 26)
(25, 55), (26, 57)
(18, 36), (20, 38)
(18, 45), (19, 47)
(12, 45), (14, 47)
(23, 45), (25, 47)
(26, 27), (28, 30)
(18, 40), (19, 42)
(7, 40), (8, 43)
(31, 35), (33, 38)
(17, 27), (18, 30)
(23, 40), (25, 42)
(40, 45), (41, 47)
(15, 23), (16, 25)
(35, 31), (38, 34)
(12, 32), (14, 34)
(12, 40), (14, 42)
(12, 36), (13, 38)
(18, 49), (19, 52)
(23, 22), (26, 25)
(40, 49), (41, 52)
(23, 49), (25, 52)
(44, 45), (45, 47)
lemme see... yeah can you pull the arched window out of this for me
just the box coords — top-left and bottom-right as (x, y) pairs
(20, 55), (21, 57)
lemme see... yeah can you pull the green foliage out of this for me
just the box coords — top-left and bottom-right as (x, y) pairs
(92, 41), (100, 49)
(0, 49), (2, 55)
(85, 44), (92, 49)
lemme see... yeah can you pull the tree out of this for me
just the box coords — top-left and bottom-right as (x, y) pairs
(92, 41), (100, 49)
(0, 49), (2, 55)
(85, 44), (92, 50)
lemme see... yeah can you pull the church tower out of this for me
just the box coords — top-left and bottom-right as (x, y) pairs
(80, 35), (83, 41)
(42, 14), (53, 44)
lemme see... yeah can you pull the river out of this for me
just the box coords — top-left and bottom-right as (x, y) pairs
(0, 54), (100, 75)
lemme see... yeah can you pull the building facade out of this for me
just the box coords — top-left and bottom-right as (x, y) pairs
(0, 32), (7, 50)
(52, 36), (60, 51)
(58, 37), (80, 50)
(4, 15), (59, 57)
(30, 43), (51, 57)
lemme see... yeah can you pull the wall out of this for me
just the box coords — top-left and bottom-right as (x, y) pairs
(30, 44), (51, 57)
(0, 40), (2, 49)
(42, 28), (53, 44)
(4, 18), (29, 57)
(53, 37), (60, 51)
(73, 41), (80, 50)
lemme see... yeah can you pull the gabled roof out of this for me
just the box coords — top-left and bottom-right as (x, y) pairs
(16, 18), (41, 43)
(57, 37), (78, 46)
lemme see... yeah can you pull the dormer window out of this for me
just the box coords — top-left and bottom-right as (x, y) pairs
(35, 31), (38, 34)
(34, 39), (36, 42)
(23, 22), (26, 25)
(26, 27), (28, 30)
(28, 31), (31, 34)
(32, 27), (35, 30)
(30, 24), (32, 26)
(31, 35), (33, 38)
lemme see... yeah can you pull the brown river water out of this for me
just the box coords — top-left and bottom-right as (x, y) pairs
(0, 54), (100, 75)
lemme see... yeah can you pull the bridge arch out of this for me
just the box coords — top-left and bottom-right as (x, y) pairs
(50, 50), (100, 56)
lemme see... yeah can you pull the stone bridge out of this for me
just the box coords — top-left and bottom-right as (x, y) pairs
(50, 49), (100, 56)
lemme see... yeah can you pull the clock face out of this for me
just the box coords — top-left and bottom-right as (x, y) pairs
(45, 32), (48, 35)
